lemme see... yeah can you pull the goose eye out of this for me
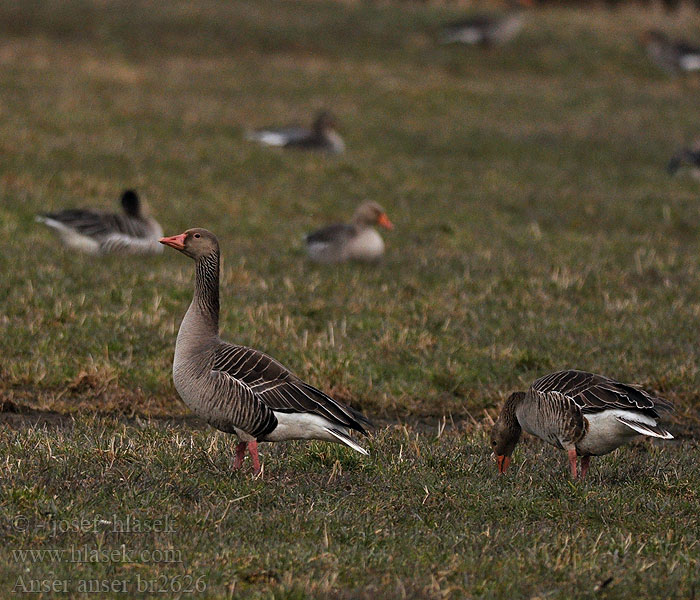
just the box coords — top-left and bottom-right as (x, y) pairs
(492, 441), (497, 446)
(194, 233), (201, 239)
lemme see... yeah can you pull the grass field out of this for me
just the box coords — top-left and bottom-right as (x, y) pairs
(1, 0), (699, 597)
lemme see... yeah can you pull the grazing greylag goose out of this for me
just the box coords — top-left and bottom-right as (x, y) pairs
(36, 190), (163, 255)
(246, 110), (345, 154)
(642, 30), (700, 74)
(440, 0), (531, 46)
(159, 228), (372, 474)
(305, 201), (394, 264)
(491, 370), (674, 479)
(667, 140), (700, 179)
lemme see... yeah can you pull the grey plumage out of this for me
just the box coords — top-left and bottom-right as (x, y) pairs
(439, 0), (530, 46)
(491, 370), (674, 478)
(440, 12), (526, 46)
(530, 370), (673, 418)
(305, 201), (393, 264)
(36, 189), (163, 255)
(246, 110), (345, 154)
(667, 145), (700, 176)
(161, 228), (372, 474)
(642, 30), (700, 74)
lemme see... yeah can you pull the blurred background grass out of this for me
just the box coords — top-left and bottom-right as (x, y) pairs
(2, 2), (700, 598)
(1, 0), (699, 426)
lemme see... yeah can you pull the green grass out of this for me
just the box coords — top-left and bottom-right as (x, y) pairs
(1, 417), (698, 599)
(1, 0), (699, 597)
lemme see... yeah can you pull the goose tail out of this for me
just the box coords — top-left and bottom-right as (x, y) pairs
(324, 427), (369, 455)
(616, 415), (674, 439)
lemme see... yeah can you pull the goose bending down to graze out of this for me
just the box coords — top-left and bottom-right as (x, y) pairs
(641, 30), (700, 74)
(305, 201), (394, 264)
(491, 370), (674, 479)
(36, 190), (163, 255)
(159, 228), (372, 475)
(439, 0), (531, 46)
(667, 140), (700, 179)
(246, 110), (345, 154)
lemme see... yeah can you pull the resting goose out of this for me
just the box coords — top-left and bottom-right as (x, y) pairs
(36, 190), (163, 255)
(246, 110), (345, 154)
(159, 228), (372, 474)
(642, 30), (700, 74)
(305, 201), (394, 264)
(491, 370), (674, 478)
(440, 0), (531, 46)
(667, 140), (700, 179)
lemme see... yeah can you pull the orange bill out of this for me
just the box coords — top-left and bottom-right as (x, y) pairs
(377, 213), (394, 230)
(159, 233), (187, 250)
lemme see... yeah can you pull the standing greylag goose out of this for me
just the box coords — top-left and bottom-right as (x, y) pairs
(159, 228), (372, 474)
(641, 30), (700, 74)
(305, 201), (394, 264)
(491, 370), (674, 478)
(439, 0), (531, 46)
(36, 190), (163, 255)
(246, 110), (345, 154)
(667, 140), (700, 179)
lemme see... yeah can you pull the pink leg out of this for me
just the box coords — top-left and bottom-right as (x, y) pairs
(580, 456), (591, 479)
(568, 448), (578, 479)
(248, 441), (261, 475)
(233, 441), (247, 470)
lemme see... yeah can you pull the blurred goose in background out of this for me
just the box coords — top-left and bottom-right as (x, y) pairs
(246, 110), (345, 154)
(491, 370), (674, 479)
(642, 30), (700, 73)
(305, 201), (394, 264)
(159, 228), (372, 475)
(35, 189), (163, 255)
(440, 0), (531, 46)
(667, 140), (700, 179)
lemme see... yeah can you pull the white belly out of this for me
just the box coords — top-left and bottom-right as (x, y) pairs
(346, 228), (385, 261)
(577, 410), (650, 456)
(264, 412), (344, 443)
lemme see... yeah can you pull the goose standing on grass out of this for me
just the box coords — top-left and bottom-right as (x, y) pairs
(159, 228), (372, 475)
(439, 0), (531, 46)
(36, 190), (163, 255)
(246, 110), (345, 154)
(641, 30), (700, 74)
(305, 201), (394, 264)
(490, 370), (674, 479)
(667, 140), (700, 179)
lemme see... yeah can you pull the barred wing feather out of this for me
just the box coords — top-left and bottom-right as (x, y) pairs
(39, 209), (152, 239)
(531, 370), (673, 417)
(212, 344), (371, 433)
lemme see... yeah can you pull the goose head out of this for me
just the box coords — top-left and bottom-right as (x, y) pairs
(353, 201), (394, 230)
(159, 228), (219, 260)
(313, 110), (338, 135)
(490, 391), (524, 473)
(120, 189), (142, 218)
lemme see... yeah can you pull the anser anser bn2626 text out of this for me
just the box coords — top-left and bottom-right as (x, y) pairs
(160, 228), (372, 475)
(36, 190), (163, 255)
(491, 370), (673, 478)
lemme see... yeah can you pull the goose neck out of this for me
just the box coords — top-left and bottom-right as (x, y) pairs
(192, 252), (220, 333)
(502, 391), (525, 432)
